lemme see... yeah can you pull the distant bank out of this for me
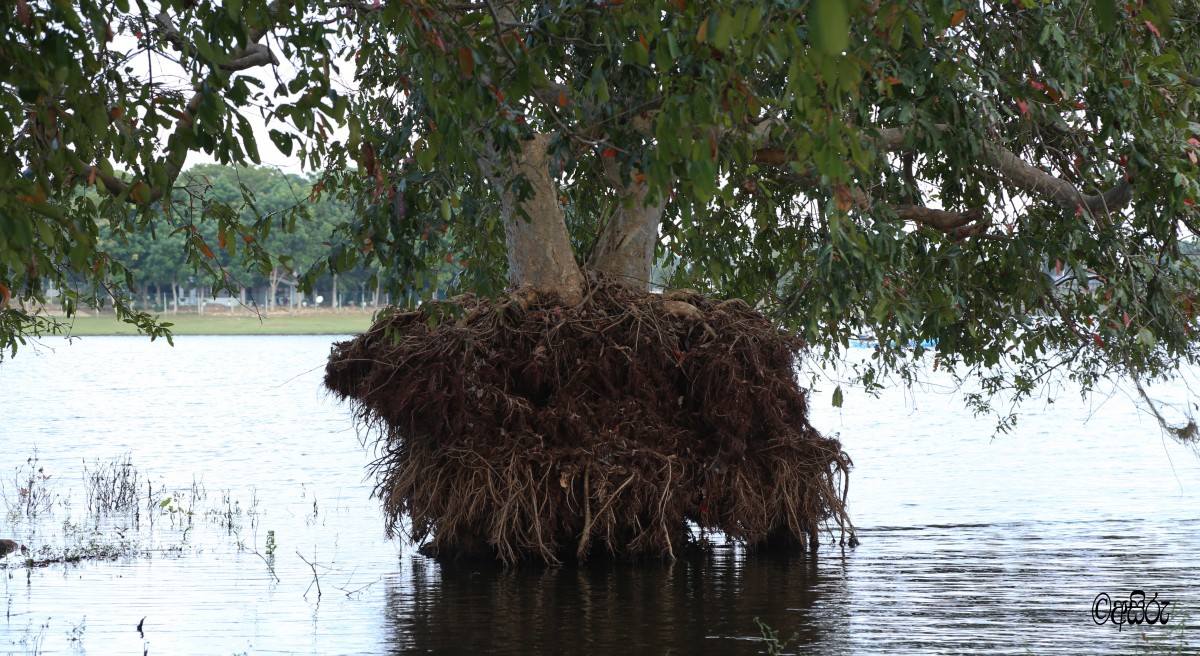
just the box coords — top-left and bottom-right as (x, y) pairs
(55, 311), (375, 336)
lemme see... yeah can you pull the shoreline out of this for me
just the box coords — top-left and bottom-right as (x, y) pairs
(34, 310), (376, 336)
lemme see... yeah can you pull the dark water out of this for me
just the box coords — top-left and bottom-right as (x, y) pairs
(1, 336), (1197, 654)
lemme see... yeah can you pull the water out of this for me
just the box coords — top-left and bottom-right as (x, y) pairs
(1, 336), (1197, 654)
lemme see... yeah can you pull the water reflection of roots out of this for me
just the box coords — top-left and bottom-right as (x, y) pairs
(326, 271), (856, 564)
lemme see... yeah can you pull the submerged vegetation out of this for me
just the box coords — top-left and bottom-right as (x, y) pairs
(0, 453), (261, 568)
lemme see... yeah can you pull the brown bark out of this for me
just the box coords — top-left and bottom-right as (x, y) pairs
(490, 134), (585, 304)
(589, 159), (666, 290)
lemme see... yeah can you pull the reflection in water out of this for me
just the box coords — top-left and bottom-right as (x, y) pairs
(384, 547), (830, 655)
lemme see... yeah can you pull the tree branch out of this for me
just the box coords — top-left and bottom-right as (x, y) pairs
(875, 125), (1133, 217)
(95, 7), (283, 204)
(894, 205), (992, 239)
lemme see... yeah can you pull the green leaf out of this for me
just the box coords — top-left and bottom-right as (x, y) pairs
(713, 12), (735, 51)
(415, 140), (435, 171)
(268, 129), (292, 157)
(832, 385), (844, 408)
(1137, 328), (1155, 347)
(811, 0), (850, 55)
(1095, 0), (1117, 29)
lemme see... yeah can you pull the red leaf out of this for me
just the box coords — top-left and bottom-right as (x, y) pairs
(429, 31), (446, 52)
(949, 8), (967, 26)
(199, 241), (214, 259)
(218, 232), (227, 249)
(362, 142), (377, 178)
(834, 185), (854, 212)
(0, 283), (10, 310)
(1029, 80), (1047, 92)
(557, 92), (568, 107)
(1055, 259), (1063, 276)
(457, 47), (475, 77)
(1093, 333), (1105, 348)
(601, 148), (617, 158)
(1185, 198), (1195, 206)
(1144, 20), (1160, 37)
(1016, 98), (1029, 116)
(16, 0), (30, 27)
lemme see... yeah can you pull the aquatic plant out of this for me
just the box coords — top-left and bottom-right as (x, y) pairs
(755, 617), (797, 656)
(2, 451), (57, 519)
(83, 453), (140, 515)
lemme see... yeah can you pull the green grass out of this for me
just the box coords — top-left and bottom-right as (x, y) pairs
(54, 312), (375, 336)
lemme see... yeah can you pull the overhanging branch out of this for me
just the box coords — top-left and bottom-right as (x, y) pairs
(90, 6), (283, 204)
(875, 125), (1133, 217)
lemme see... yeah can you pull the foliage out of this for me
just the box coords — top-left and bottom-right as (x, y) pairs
(324, 0), (1200, 428)
(0, 0), (344, 357)
(3, 0), (1200, 427)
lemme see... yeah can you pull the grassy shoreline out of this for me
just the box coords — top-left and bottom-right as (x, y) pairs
(49, 311), (375, 336)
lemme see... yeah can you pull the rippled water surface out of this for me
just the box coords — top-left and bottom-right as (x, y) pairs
(1, 335), (1197, 654)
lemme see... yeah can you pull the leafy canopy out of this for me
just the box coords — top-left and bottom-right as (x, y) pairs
(4, 0), (1200, 430)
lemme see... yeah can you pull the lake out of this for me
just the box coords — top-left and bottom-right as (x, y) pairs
(1, 335), (1197, 654)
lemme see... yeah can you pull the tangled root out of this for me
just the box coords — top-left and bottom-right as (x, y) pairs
(325, 272), (854, 563)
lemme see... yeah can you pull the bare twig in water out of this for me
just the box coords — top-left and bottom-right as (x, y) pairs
(297, 549), (324, 600)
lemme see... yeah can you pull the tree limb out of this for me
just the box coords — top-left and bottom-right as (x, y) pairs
(93, 7), (283, 204)
(895, 205), (992, 240)
(875, 125), (1133, 217)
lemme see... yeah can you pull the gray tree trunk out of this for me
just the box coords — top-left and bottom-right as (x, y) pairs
(490, 133), (585, 304)
(589, 159), (666, 290)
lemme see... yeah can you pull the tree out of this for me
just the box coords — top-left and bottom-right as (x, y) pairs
(6, 1), (1198, 417)
(0, 0), (343, 353)
(322, 0), (1200, 433)
(4, 0), (1200, 557)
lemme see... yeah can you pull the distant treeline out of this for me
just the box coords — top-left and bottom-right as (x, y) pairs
(89, 163), (446, 312)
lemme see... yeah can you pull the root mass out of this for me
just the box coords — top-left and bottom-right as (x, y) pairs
(325, 272), (854, 563)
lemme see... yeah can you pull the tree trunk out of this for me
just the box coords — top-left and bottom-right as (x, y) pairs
(171, 279), (179, 315)
(589, 159), (666, 291)
(268, 268), (280, 313)
(491, 134), (585, 304)
(332, 272), (339, 311)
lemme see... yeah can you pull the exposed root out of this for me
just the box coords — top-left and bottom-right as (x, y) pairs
(325, 271), (854, 563)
